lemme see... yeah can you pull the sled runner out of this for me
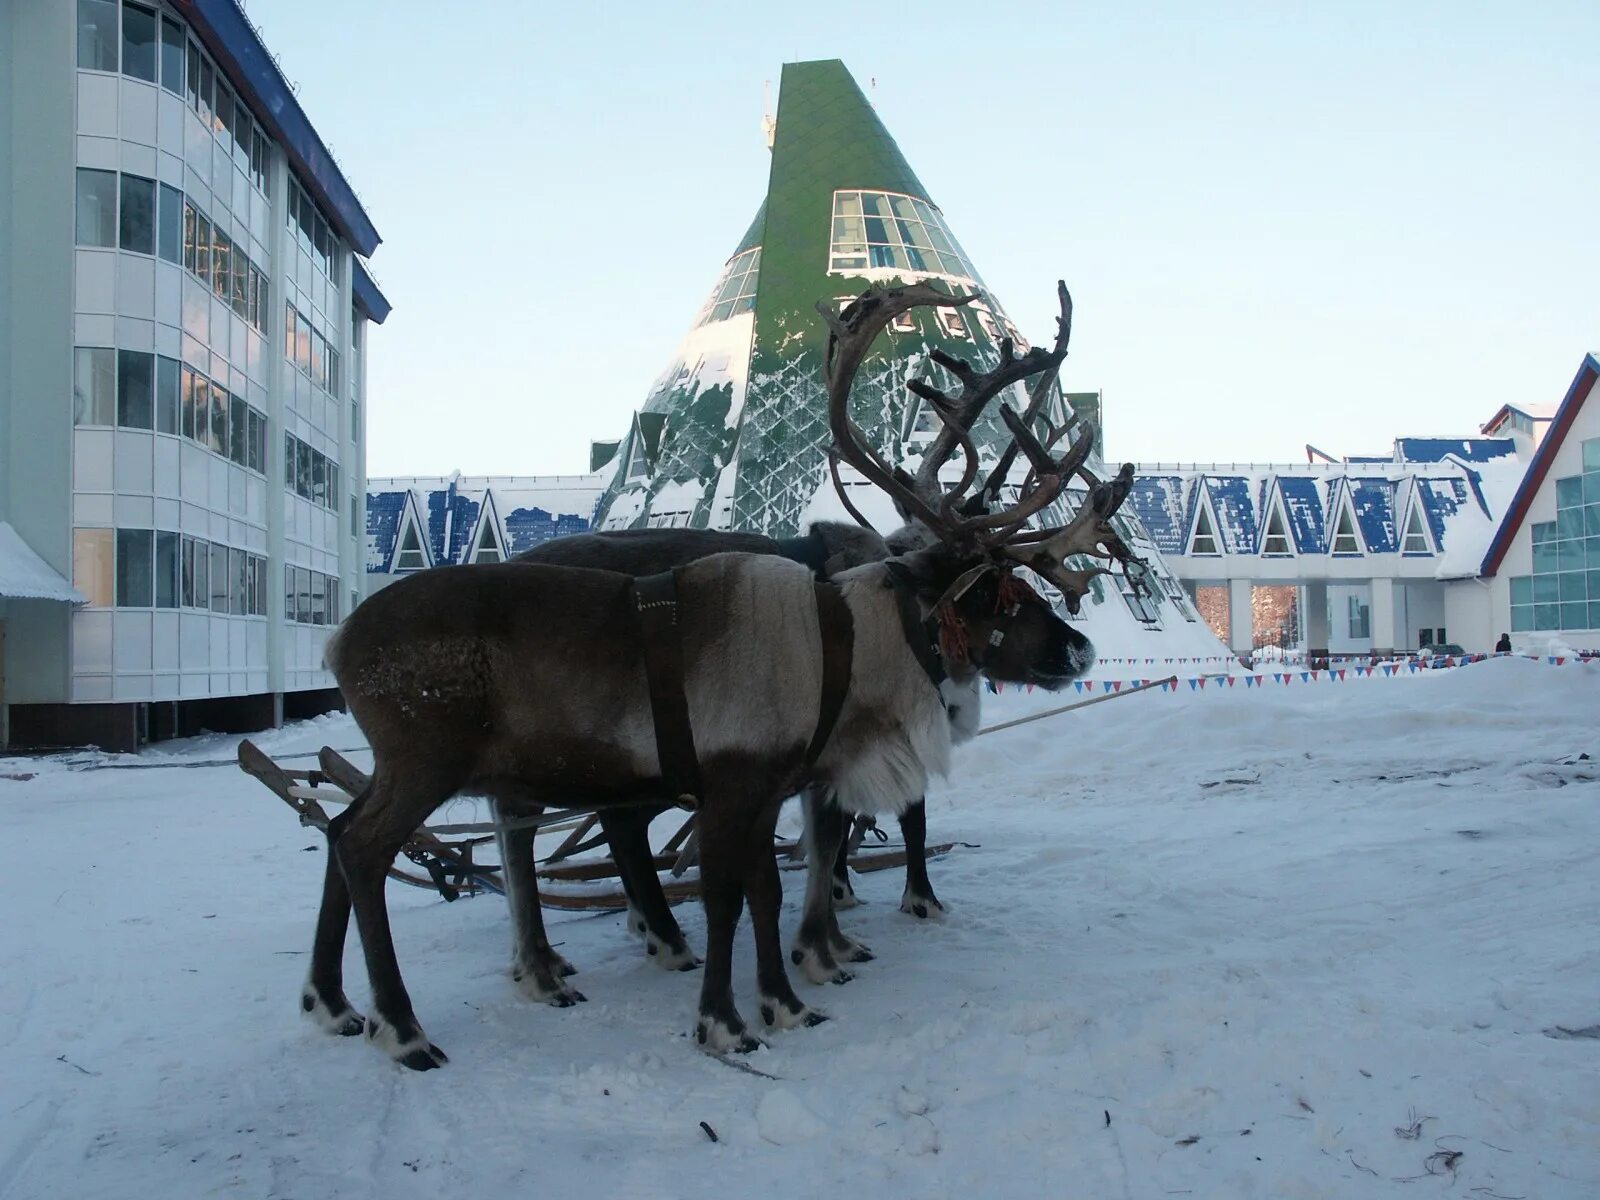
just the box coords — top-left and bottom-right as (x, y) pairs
(237, 739), (949, 909)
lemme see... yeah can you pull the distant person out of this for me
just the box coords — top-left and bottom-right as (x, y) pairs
(1495, 632), (1512, 653)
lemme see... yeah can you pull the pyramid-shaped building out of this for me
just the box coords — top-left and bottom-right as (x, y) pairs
(591, 60), (1229, 658)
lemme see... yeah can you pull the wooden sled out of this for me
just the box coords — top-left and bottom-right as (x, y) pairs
(238, 739), (950, 910)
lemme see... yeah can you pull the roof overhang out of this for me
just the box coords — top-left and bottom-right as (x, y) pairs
(172, 0), (381, 257)
(1480, 353), (1600, 577)
(0, 523), (86, 603)
(353, 259), (392, 324)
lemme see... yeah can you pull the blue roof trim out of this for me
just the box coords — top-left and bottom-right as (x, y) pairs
(353, 260), (392, 324)
(1415, 477), (1471, 549)
(365, 490), (405, 573)
(1395, 437), (1514, 464)
(1276, 476), (1327, 554)
(1204, 476), (1258, 554)
(1349, 479), (1399, 553)
(1125, 476), (1188, 555)
(176, 0), (381, 256)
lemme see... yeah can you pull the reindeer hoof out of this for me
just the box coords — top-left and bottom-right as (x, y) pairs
(791, 942), (847, 986)
(397, 1043), (450, 1072)
(554, 953), (579, 978)
(644, 932), (700, 971)
(696, 1015), (761, 1055)
(760, 997), (828, 1031)
(301, 986), (366, 1037)
(831, 880), (860, 909)
(513, 966), (587, 1006)
(831, 936), (874, 963)
(366, 1014), (447, 1070)
(901, 891), (946, 920)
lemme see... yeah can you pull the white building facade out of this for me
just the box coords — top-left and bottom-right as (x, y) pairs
(1, 0), (390, 749)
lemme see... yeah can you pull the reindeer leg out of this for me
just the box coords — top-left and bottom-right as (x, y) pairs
(898, 798), (945, 919)
(301, 819), (364, 1037)
(602, 806), (698, 971)
(494, 802), (584, 1005)
(830, 813), (860, 909)
(748, 799), (827, 1032)
(791, 790), (853, 985)
(336, 770), (457, 1071)
(693, 800), (759, 1054)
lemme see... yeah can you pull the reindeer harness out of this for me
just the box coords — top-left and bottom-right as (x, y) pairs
(631, 569), (854, 806)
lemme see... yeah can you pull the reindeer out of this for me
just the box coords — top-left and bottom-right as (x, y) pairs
(305, 281), (1146, 1068)
(503, 285), (1084, 986)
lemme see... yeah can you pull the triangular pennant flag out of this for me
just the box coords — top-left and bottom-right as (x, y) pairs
(1253, 675), (1263, 687)
(1074, 681), (1085, 694)
(1227, 676), (1236, 687)
(1337, 669), (1346, 681)
(1555, 657), (1566, 666)
(1188, 678), (1199, 691)
(1112, 681), (1122, 692)
(1104, 681), (1115, 694)
(1311, 670), (1320, 681)
(1299, 672), (1310, 683)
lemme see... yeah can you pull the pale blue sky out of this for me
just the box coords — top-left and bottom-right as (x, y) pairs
(251, 0), (1598, 476)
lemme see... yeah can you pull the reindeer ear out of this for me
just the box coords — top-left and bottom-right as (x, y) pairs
(882, 547), (947, 595)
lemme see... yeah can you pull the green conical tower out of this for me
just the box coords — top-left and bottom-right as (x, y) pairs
(593, 58), (1065, 534)
(590, 60), (1223, 653)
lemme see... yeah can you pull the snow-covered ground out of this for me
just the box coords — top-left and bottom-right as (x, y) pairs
(3, 658), (1597, 1199)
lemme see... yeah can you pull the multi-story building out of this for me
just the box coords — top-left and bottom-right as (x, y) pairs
(1, 0), (390, 749)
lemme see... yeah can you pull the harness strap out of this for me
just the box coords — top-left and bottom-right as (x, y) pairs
(803, 582), (854, 770)
(632, 571), (702, 804)
(887, 574), (947, 690)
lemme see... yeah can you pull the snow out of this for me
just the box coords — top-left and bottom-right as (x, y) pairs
(1434, 458), (1527, 580)
(3, 659), (1598, 1199)
(0, 521), (85, 603)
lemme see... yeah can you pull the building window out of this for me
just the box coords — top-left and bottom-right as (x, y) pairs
(1348, 595), (1370, 639)
(695, 247), (761, 325)
(155, 354), (179, 434)
(1261, 505), (1292, 555)
(75, 169), (118, 247)
(158, 15), (184, 93)
(471, 520), (503, 564)
(119, 3), (157, 83)
(74, 347), (116, 426)
(1400, 505), (1431, 554)
(208, 543), (228, 612)
(73, 529), (114, 607)
(1331, 505), (1361, 554)
(208, 381), (228, 456)
(78, 0), (120, 71)
(116, 349), (153, 429)
(229, 394), (248, 465)
(1190, 505), (1220, 555)
(828, 190), (980, 281)
(118, 174), (156, 254)
(155, 530), (179, 608)
(116, 528), (154, 607)
(395, 522), (426, 571)
(157, 183), (182, 263)
(937, 308), (968, 339)
(1508, 454), (1600, 633)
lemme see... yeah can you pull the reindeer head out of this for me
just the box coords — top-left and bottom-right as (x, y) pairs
(819, 280), (1153, 689)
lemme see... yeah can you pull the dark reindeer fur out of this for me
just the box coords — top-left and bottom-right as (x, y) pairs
(308, 546), (1092, 1067)
(513, 520), (950, 977)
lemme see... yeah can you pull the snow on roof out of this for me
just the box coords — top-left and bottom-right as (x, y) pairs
(366, 475), (605, 571)
(0, 522), (85, 603)
(1434, 457), (1526, 579)
(1128, 455), (1523, 561)
(1394, 437), (1515, 464)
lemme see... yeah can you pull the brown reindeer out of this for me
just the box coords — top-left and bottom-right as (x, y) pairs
(500, 283), (1085, 983)
(305, 282), (1145, 1068)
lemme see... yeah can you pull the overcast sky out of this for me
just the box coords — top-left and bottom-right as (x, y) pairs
(251, 0), (1598, 476)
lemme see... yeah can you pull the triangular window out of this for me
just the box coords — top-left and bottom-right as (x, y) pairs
(625, 432), (650, 482)
(1261, 498), (1293, 556)
(1190, 501), (1220, 555)
(470, 515), (503, 564)
(1401, 504), (1431, 554)
(394, 515), (427, 571)
(1331, 501), (1361, 554)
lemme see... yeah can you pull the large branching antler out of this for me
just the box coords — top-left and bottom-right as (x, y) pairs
(975, 280), (1074, 508)
(821, 279), (1148, 613)
(821, 283), (1083, 548)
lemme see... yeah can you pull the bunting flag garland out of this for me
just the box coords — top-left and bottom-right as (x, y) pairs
(976, 649), (1594, 703)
